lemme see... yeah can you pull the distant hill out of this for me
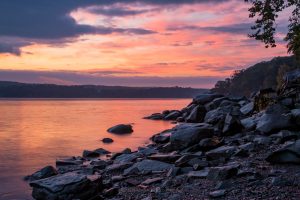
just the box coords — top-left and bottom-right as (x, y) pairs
(0, 81), (207, 98)
(212, 56), (300, 97)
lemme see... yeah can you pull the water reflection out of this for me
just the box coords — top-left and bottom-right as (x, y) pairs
(0, 99), (189, 199)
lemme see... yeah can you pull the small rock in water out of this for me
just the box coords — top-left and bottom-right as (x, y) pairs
(102, 138), (114, 143)
(107, 124), (133, 134)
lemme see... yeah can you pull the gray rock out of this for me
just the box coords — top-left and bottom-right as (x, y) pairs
(204, 106), (232, 124)
(30, 172), (101, 200)
(222, 114), (243, 136)
(90, 160), (108, 170)
(206, 146), (237, 160)
(123, 159), (173, 175)
(187, 169), (209, 178)
(207, 165), (238, 180)
(209, 190), (226, 198)
(114, 153), (140, 164)
(56, 157), (83, 166)
(152, 133), (170, 144)
(291, 109), (300, 125)
(138, 147), (158, 156)
(107, 124), (133, 134)
(144, 113), (164, 120)
(25, 166), (57, 181)
(240, 102), (254, 115)
(141, 177), (163, 185)
(253, 136), (271, 145)
(106, 162), (133, 172)
(198, 137), (223, 151)
(170, 123), (214, 150)
(266, 140), (300, 164)
(185, 105), (207, 123)
(164, 110), (181, 120)
(270, 130), (299, 143)
(148, 154), (181, 163)
(83, 150), (100, 158)
(94, 148), (110, 155)
(256, 113), (292, 134)
(193, 93), (223, 105)
(241, 116), (257, 131)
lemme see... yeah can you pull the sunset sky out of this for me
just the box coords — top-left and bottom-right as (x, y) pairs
(0, 0), (290, 88)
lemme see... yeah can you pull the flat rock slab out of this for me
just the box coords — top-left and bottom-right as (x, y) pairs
(266, 140), (300, 164)
(29, 172), (101, 200)
(123, 159), (173, 175)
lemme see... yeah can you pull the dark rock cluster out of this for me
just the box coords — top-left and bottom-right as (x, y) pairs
(26, 70), (300, 199)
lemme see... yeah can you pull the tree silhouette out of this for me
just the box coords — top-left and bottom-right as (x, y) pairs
(246, 0), (300, 57)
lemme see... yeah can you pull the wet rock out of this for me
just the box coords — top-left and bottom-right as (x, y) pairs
(206, 146), (237, 160)
(240, 102), (254, 115)
(94, 148), (111, 155)
(207, 165), (238, 180)
(30, 172), (102, 200)
(144, 113), (164, 120)
(170, 124), (214, 150)
(222, 114), (243, 136)
(25, 166), (58, 181)
(138, 147), (158, 156)
(266, 140), (300, 164)
(185, 105), (207, 123)
(107, 124), (133, 134)
(256, 113), (292, 134)
(209, 190), (226, 198)
(164, 110), (181, 120)
(123, 159), (173, 175)
(102, 138), (114, 143)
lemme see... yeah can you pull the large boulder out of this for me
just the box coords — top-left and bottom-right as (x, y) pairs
(30, 172), (102, 200)
(204, 106), (233, 124)
(193, 93), (223, 105)
(185, 105), (207, 123)
(256, 113), (292, 134)
(123, 159), (173, 175)
(266, 140), (300, 164)
(107, 124), (133, 134)
(240, 102), (254, 115)
(222, 114), (243, 136)
(169, 124), (214, 150)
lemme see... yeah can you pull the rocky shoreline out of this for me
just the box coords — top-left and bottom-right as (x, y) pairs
(26, 70), (300, 200)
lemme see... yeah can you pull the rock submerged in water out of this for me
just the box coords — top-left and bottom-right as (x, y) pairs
(107, 124), (133, 134)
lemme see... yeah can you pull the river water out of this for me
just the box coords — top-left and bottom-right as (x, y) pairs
(0, 99), (190, 200)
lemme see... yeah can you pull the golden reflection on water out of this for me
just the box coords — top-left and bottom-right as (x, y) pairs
(0, 99), (190, 199)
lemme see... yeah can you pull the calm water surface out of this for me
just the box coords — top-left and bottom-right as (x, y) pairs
(0, 99), (190, 200)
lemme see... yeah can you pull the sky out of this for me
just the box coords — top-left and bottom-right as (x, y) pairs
(0, 0), (290, 88)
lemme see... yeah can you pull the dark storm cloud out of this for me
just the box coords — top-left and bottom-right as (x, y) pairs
(168, 23), (252, 34)
(0, 69), (224, 88)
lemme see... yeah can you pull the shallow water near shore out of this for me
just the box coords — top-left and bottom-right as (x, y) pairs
(0, 98), (190, 200)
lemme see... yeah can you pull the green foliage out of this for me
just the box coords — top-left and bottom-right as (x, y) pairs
(245, 0), (300, 57)
(212, 56), (300, 96)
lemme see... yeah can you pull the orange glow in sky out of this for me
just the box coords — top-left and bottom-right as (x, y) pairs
(0, 0), (289, 87)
